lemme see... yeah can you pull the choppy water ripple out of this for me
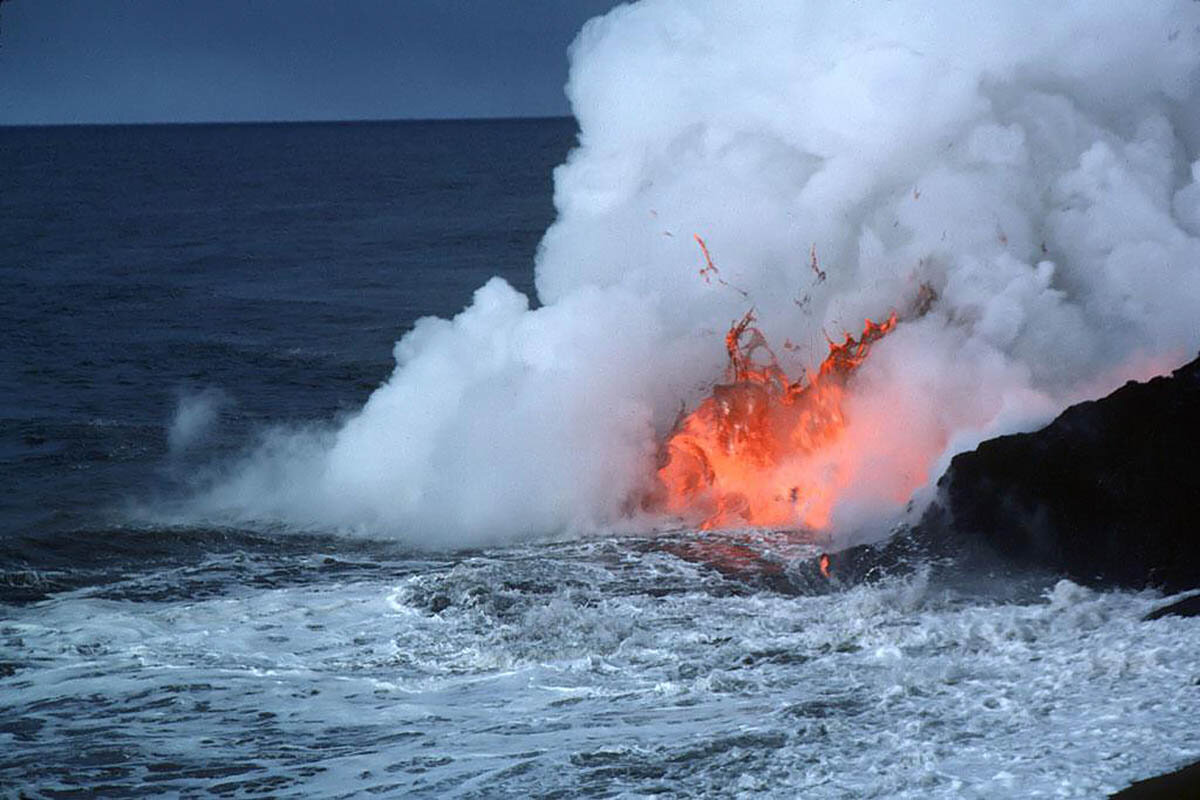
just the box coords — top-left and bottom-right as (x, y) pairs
(2, 531), (1198, 797)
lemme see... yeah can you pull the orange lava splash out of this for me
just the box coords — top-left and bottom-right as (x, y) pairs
(653, 309), (898, 531)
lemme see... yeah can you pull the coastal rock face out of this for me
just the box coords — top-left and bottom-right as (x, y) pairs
(1109, 759), (1200, 799)
(930, 353), (1200, 592)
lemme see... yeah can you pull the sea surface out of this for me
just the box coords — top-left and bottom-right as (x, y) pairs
(2, 119), (1199, 798)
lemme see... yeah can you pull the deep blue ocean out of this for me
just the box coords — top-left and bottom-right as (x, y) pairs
(2, 120), (1198, 798)
(2, 119), (561, 545)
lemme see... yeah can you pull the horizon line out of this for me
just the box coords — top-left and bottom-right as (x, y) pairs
(0, 113), (576, 131)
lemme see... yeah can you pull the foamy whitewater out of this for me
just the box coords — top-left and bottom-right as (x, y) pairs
(7, 537), (1200, 796)
(184, 0), (1200, 546)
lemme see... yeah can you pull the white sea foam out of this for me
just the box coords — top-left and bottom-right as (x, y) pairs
(184, 0), (1200, 545)
(4, 543), (1198, 796)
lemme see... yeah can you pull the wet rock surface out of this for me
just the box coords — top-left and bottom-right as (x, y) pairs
(1142, 593), (1200, 622)
(932, 353), (1200, 593)
(1110, 759), (1200, 799)
(823, 354), (1200, 594)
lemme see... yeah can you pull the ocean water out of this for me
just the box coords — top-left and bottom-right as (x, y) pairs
(2, 120), (1199, 798)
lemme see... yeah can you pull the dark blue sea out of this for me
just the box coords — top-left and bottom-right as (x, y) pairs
(2, 120), (1198, 798)
(2, 119), (560, 543)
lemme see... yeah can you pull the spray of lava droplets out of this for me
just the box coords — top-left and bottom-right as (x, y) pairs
(649, 241), (900, 531)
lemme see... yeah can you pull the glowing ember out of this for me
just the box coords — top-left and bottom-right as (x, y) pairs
(652, 309), (898, 531)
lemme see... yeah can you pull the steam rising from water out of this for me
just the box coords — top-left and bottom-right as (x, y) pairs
(188, 1), (1200, 545)
(168, 388), (230, 455)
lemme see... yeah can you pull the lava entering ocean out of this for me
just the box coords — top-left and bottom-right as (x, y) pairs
(650, 307), (898, 531)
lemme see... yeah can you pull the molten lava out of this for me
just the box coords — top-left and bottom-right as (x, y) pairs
(654, 309), (898, 531)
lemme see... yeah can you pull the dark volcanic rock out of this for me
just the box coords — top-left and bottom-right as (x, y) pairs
(1110, 759), (1200, 799)
(821, 522), (937, 585)
(927, 353), (1200, 592)
(1142, 593), (1200, 621)
(817, 354), (1200, 594)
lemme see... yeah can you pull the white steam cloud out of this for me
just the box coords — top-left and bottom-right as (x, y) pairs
(168, 388), (230, 455)
(186, 0), (1200, 546)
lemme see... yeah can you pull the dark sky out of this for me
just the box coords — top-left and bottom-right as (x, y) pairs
(0, 0), (624, 125)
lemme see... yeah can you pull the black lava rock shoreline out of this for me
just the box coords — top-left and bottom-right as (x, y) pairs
(930, 352), (1200, 593)
(824, 351), (1200, 593)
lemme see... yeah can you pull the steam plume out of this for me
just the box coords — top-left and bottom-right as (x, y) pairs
(187, 0), (1200, 546)
(168, 388), (230, 455)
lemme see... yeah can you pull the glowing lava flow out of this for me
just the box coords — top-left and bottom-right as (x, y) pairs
(654, 309), (898, 530)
